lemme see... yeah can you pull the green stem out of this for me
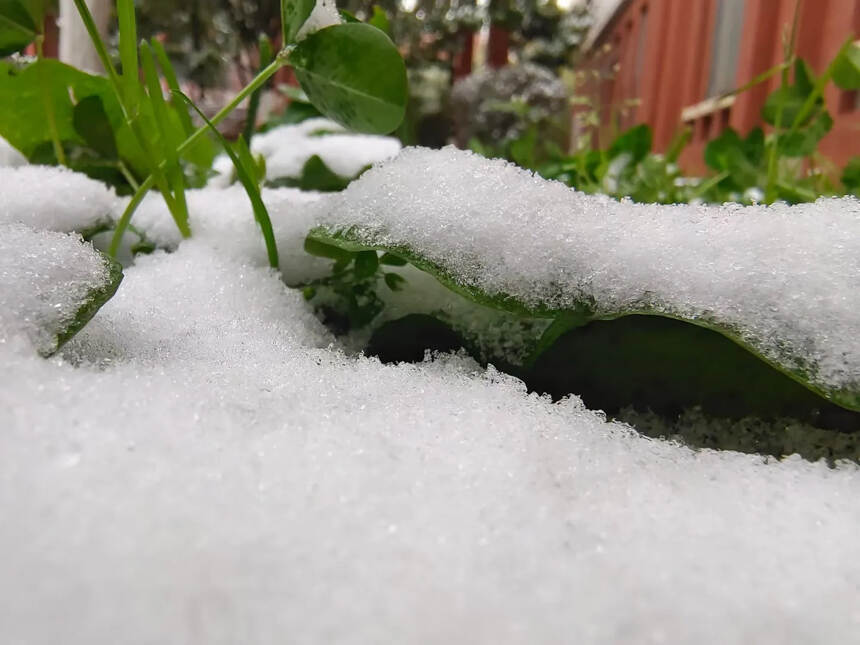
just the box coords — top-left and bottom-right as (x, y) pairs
(106, 56), (287, 256)
(108, 174), (154, 257)
(789, 37), (853, 133)
(692, 170), (730, 200)
(117, 160), (140, 192)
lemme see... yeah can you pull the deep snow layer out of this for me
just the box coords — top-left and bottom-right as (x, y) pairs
(1, 239), (859, 644)
(317, 147), (860, 393)
(2, 162), (860, 643)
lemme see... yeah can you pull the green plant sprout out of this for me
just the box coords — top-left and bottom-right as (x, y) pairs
(0, 0), (407, 267)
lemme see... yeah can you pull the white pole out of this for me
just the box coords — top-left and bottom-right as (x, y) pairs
(58, 0), (112, 74)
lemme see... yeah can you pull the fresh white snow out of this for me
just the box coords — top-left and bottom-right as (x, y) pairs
(211, 118), (401, 187)
(316, 146), (860, 394)
(1, 150), (859, 644)
(0, 223), (114, 355)
(0, 136), (26, 167)
(0, 165), (118, 232)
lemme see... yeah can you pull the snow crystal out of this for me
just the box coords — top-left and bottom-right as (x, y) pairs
(1, 234), (859, 644)
(316, 146), (860, 393)
(131, 184), (331, 284)
(0, 165), (117, 232)
(0, 223), (112, 355)
(295, 0), (342, 41)
(0, 136), (26, 167)
(209, 119), (399, 187)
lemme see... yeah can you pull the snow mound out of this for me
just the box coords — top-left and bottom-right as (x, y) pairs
(1, 235), (859, 644)
(0, 224), (117, 355)
(0, 165), (117, 232)
(316, 146), (860, 394)
(209, 118), (401, 188)
(132, 184), (330, 284)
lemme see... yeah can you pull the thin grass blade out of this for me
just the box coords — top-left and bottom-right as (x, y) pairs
(176, 91), (279, 269)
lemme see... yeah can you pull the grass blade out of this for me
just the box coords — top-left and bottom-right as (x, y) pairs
(242, 33), (274, 145)
(176, 91), (279, 269)
(151, 38), (194, 136)
(116, 0), (139, 108)
(140, 41), (189, 234)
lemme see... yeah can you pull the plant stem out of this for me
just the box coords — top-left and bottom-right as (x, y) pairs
(789, 37), (853, 132)
(692, 170), (730, 200)
(117, 160), (140, 192)
(107, 56), (287, 256)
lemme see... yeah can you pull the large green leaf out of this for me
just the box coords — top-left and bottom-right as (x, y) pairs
(306, 227), (860, 413)
(0, 59), (147, 174)
(281, 0), (316, 45)
(73, 95), (119, 159)
(0, 0), (37, 56)
(290, 23), (407, 134)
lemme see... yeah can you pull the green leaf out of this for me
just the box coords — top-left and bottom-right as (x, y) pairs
(0, 0), (37, 56)
(177, 91), (279, 269)
(243, 33), (274, 144)
(338, 9), (360, 23)
(777, 110), (833, 158)
(841, 156), (860, 196)
(0, 59), (147, 175)
(52, 252), (124, 355)
(267, 154), (358, 192)
(282, 0), (316, 45)
(762, 84), (820, 128)
(832, 41), (860, 90)
(380, 252), (407, 266)
(73, 94), (118, 159)
(304, 236), (355, 262)
(528, 315), (859, 430)
(608, 124), (652, 164)
(509, 126), (537, 170)
(140, 41), (189, 233)
(384, 272), (406, 291)
(290, 23), (407, 134)
(368, 6), (390, 35)
(353, 250), (379, 279)
(116, 0), (140, 108)
(150, 38), (194, 136)
(703, 128), (759, 188)
(306, 226), (860, 413)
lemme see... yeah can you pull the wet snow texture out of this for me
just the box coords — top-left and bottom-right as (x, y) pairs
(2, 162), (860, 643)
(2, 237), (860, 644)
(0, 224), (111, 355)
(0, 165), (118, 232)
(317, 147), (860, 393)
(210, 118), (401, 186)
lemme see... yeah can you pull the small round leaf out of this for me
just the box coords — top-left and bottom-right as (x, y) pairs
(290, 23), (407, 134)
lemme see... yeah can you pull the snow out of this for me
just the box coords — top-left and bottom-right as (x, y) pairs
(0, 223), (114, 355)
(211, 118), (401, 187)
(316, 146), (860, 394)
(295, 0), (342, 41)
(0, 136), (26, 167)
(2, 146), (860, 643)
(0, 165), (118, 232)
(131, 184), (331, 285)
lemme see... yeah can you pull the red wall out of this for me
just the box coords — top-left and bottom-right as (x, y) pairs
(577, 0), (859, 174)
